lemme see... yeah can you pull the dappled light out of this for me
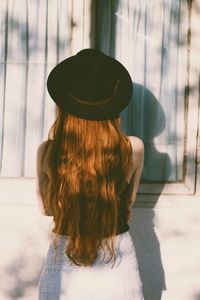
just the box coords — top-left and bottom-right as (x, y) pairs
(1, 236), (44, 299)
(0, 0), (199, 299)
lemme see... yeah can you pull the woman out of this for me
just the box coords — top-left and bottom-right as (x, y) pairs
(37, 48), (144, 299)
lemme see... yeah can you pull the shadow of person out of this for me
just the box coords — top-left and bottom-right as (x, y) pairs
(120, 82), (171, 300)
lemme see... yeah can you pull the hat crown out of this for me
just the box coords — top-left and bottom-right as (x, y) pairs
(70, 49), (116, 101)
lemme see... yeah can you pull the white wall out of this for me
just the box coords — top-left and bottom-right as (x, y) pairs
(0, 182), (200, 300)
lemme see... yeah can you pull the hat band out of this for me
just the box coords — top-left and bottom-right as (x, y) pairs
(67, 80), (120, 106)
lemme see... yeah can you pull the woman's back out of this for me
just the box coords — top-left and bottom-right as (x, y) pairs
(37, 135), (143, 225)
(37, 48), (144, 299)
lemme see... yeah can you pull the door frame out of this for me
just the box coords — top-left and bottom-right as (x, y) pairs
(138, 0), (199, 198)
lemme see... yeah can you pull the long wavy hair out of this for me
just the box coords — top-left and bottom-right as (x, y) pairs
(42, 106), (133, 267)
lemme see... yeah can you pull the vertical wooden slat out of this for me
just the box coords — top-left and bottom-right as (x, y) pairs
(0, 1), (7, 171)
(46, 0), (57, 63)
(0, 1), (7, 62)
(41, 0), (55, 144)
(95, 0), (113, 54)
(6, 0), (27, 63)
(0, 63), (5, 171)
(57, 0), (73, 61)
(71, 0), (84, 54)
(23, 0), (47, 177)
(83, 0), (94, 48)
(1, 64), (27, 176)
(24, 64), (46, 177)
(28, 0), (46, 63)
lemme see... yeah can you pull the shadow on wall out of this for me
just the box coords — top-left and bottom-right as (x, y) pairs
(121, 83), (171, 300)
(195, 292), (200, 300)
(1, 235), (45, 299)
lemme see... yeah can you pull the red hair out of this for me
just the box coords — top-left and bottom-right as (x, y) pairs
(41, 106), (133, 267)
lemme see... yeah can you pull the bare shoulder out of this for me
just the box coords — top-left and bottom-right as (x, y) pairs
(37, 140), (53, 166)
(36, 140), (52, 176)
(128, 136), (144, 173)
(37, 140), (49, 158)
(129, 136), (144, 156)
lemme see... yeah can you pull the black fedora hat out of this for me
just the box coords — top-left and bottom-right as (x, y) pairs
(47, 48), (133, 120)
